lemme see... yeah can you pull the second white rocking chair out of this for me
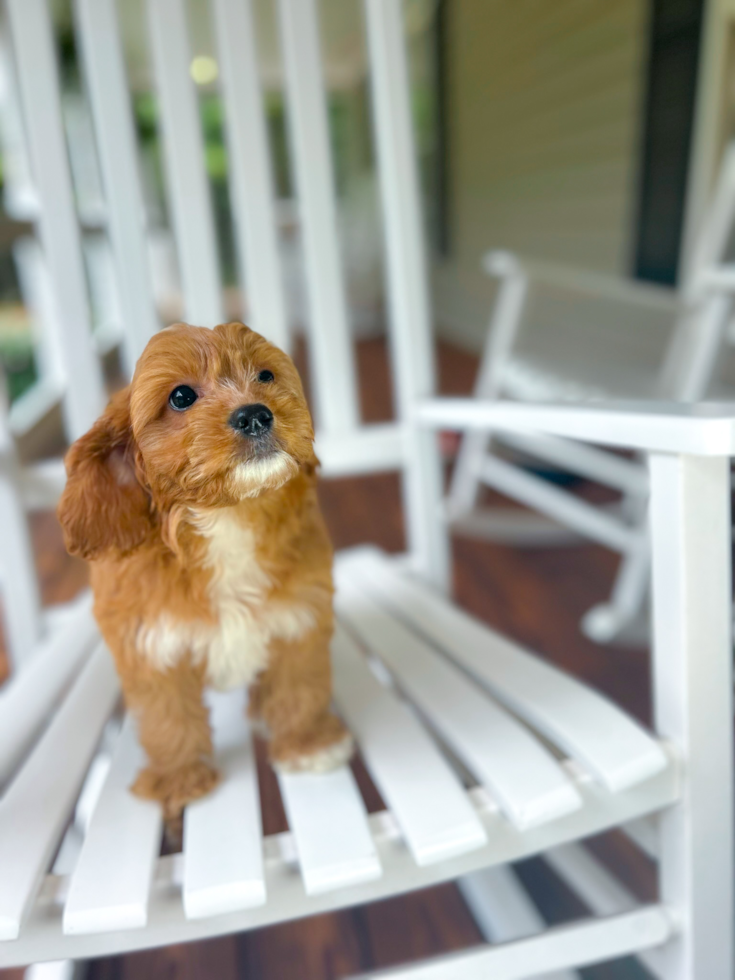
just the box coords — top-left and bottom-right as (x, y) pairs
(448, 141), (735, 643)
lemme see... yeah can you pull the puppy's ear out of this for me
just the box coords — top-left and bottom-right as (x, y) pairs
(57, 387), (154, 560)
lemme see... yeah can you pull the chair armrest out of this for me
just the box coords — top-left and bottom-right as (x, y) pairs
(417, 397), (735, 456)
(483, 250), (680, 316)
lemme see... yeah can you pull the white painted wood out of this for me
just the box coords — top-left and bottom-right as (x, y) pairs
(490, 253), (679, 315)
(16, 458), (67, 512)
(344, 549), (668, 793)
(315, 423), (406, 477)
(622, 816), (658, 860)
(363, 0), (449, 589)
(74, 0), (158, 374)
(0, 591), (97, 785)
(277, 0), (359, 432)
(494, 430), (648, 496)
(686, 141), (735, 289)
(545, 843), (637, 915)
(447, 140), (735, 643)
(332, 623), (487, 865)
(0, 753), (678, 964)
(147, 0), (223, 327)
(25, 961), (82, 980)
(543, 843), (665, 978)
(11, 236), (67, 434)
(212, 0), (289, 352)
(449, 254), (529, 517)
(418, 397), (735, 456)
(346, 907), (673, 980)
(459, 867), (579, 980)
(0, 759), (680, 967)
(278, 763), (381, 896)
(5, 0), (105, 439)
(580, 505), (651, 645)
(450, 507), (583, 546)
(0, 23), (38, 222)
(0, 410), (43, 668)
(676, 292), (733, 401)
(84, 237), (123, 356)
(183, 689), (265, 919)
(335, 568), (582, 829)
(63, 716), (161, 935)
(0, 646), (119, 941)
(363, 0), (435, 419)
(479, 455), (639, 554)
(7, 377), (66, 440)
(649, 453), (734, 980)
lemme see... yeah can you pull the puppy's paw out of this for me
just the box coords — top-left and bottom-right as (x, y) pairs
(270, 717), (354, 774)
(131, 760), (220, 820)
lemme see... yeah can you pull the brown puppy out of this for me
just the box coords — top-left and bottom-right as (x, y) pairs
(58, 322), (352, 820)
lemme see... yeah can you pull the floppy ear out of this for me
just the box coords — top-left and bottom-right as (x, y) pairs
(57, 387), (154, 560)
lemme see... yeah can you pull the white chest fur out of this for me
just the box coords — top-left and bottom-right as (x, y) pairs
(137, 509), (315, 690)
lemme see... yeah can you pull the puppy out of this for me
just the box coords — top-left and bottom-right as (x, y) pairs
(58, 322), (353, 820)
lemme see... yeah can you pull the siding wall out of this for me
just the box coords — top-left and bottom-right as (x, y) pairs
(434, 0), (649, 351)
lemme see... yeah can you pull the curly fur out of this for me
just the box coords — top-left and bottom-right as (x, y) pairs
(58, 322), (352, 820)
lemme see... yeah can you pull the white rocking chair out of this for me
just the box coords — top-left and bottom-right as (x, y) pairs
(0, 1), (731, 978)
(447, 142), (735, 644)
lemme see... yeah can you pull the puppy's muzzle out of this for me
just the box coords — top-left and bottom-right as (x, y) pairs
(229, 403), (274, 438)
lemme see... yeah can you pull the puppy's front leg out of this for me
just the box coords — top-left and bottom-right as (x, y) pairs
(122, 657), (219, 820)
(252, 625), (353, 773)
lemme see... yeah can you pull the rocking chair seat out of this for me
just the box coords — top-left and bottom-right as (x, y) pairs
(0, 548), (676, 967)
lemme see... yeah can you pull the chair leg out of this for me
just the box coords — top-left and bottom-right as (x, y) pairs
(581, 542), (650, 644)
(649, 453), (733, 979)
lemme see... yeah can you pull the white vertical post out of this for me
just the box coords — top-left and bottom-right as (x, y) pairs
(212, 0), (290, 353)
(74, 0), (159, 375)
(147, 0), (223, 327)
(685, 143), (735, 291)
(276, 0), (360, 433)
(677, 292), (732, 402)
(0, 398), (42, 670)
(0, 24), (37, 222)
(6, 0), (106, 441)
(364, 0), (449, 588)
(649, 452), (733, 980)
(447, 255), (528, 518)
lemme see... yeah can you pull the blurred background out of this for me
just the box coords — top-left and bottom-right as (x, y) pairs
(1, 0), (732, 426)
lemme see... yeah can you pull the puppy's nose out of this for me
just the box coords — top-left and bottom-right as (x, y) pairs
(229, 403), (273, 437)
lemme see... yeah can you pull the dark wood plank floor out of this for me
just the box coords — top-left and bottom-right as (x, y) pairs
(0, 340), (655, 979)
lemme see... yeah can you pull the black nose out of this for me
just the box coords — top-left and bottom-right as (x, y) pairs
(229, 403), (273, 437)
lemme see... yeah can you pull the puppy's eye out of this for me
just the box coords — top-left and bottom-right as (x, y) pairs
(169, 385), (198, 411)
(257, 369), (274, 384)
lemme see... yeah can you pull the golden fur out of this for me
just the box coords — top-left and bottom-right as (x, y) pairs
(58, 322), (351, 820)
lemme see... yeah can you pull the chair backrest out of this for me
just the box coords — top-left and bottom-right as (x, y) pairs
(1, 0), (448, 591)
(477, 139), (735, 411)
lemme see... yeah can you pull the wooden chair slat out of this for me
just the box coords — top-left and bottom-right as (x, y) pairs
(335, 562), (583, 830)
(276, 0), (360, 433)
(332, 623), (487, 865)
(146, 0), (223, 326)
(212, 0), (289, 352)
(278, 764), (381, 896)
(75, 0), (159, 372)
(183, 689), (266, 919)
(0, 592), (98, 784)
(345, 549), (668, 793)
(0, 646), (119, 940)
(63, 715), (162, 935)
(6, 0), (105, 439)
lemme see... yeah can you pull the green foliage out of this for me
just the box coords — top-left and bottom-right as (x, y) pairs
(0, 332), (36, 403)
